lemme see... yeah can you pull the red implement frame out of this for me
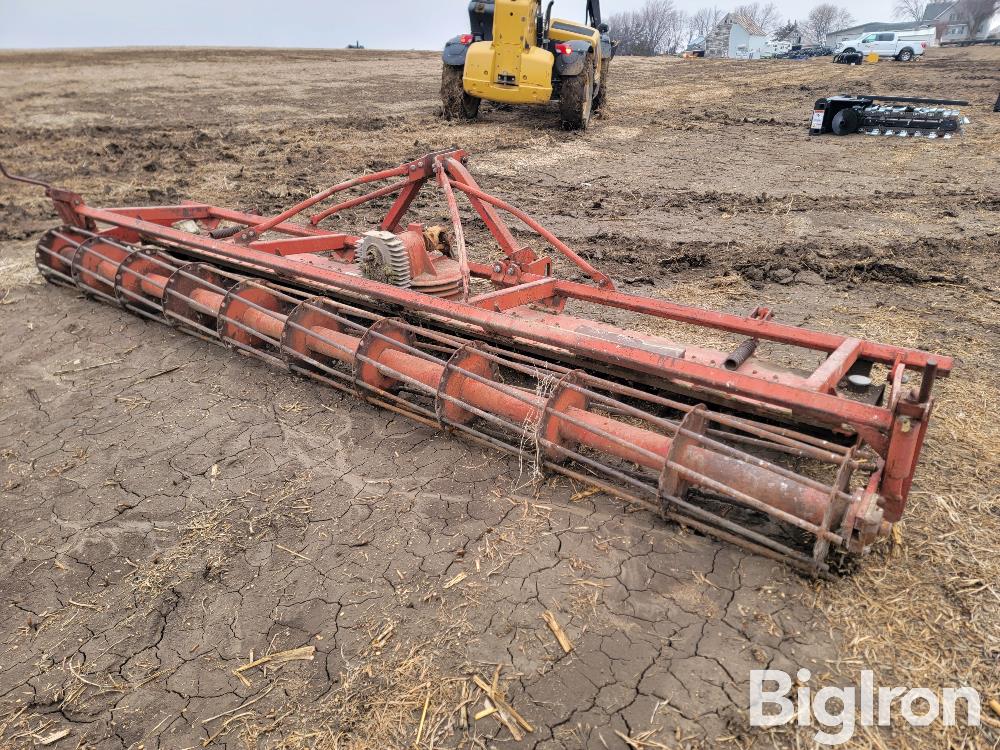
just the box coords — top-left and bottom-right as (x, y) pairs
(3, 150), (951, 572)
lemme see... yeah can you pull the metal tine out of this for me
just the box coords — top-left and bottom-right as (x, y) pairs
(562, 378), (848, 466)
(703, 429), (839, 463)
(69, 238), (131, 284)
(36, 239), (82, 261)
(417, 325), (850, 458)
(540, 401), (663, 464)
(277, 295), (383, 338)
(353, 350), (529, 436)
(163, 307), (222, 342)
(122, 302), (169, 324)
(76, 284), (119, 307)
(283, 319), (357, 359)
(163, 286), (220, 319)
(34, 245), (77, 285)
(172, 266), (241, 298)
(51, 228), (99, 245)
(224, 336), (288, 369)
(288, 352), (356, 386)
(159, 279), (227, 339)
(67, 248), (121, 307)
(664, 454), (841, 542)
(288, 289), (385, 323)
(161, 265), (248, 322)
(450, 412), (832, 575)
(580, 374), (851, 455)
(130, 249), (181, 274)
(113, 252), (181, 310)
(289, 361), (445, 433)
(215, 289), (293, 342)
(279, 304), (390, 361)
(117, 261), (176, 300)
(237, 279), (312, 305)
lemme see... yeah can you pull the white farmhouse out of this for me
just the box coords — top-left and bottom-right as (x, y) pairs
(705, 12), (768, 59)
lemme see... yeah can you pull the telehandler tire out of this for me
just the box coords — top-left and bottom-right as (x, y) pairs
(559, 54), (594, 130)
(593, 62), (609, 113)
(441, 65), (481, 121)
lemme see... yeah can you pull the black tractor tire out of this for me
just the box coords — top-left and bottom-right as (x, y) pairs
(831, 107), (861, 135)
(842, 47), (857, 54)
(559, 55), (595, 130)
(896, 48), (914, 61)
(593, 62), (609, 113)
(441, 64), (480, 121)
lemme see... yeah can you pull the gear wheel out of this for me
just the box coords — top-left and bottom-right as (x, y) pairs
(357, 230), (412, 289)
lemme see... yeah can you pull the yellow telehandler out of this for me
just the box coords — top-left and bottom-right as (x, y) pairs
(441, 0), (614, 129)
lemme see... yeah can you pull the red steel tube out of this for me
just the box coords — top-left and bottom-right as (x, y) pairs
(142, 273), (169, 298)
(444, 162), (613, 289)
(239, 307), (286, 340)
(308, 325), (361, 363)
(95, 258), (119, 283)
(309, 179), (409, 225)
(189, 288), (226, 316)
(251, 166), (410, 235)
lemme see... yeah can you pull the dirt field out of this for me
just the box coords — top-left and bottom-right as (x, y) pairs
(0, 46), (997, 749)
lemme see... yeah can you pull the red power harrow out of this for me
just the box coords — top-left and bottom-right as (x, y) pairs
(1, 150), (950, 576)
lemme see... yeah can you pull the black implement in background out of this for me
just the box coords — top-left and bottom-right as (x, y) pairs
(810, 94), (967, 136)
(853, 94), (969, 106)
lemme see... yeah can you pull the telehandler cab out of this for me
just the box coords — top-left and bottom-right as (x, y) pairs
(442, 0), (613, 129)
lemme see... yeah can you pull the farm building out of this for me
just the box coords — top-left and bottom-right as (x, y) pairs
(923, 1), (996, 41)
(705, 12), (767, 58)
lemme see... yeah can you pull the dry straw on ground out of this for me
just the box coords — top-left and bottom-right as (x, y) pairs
(800, 289), (1000, 749)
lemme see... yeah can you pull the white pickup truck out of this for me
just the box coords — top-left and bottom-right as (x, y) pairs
(834, 28), (935, 61)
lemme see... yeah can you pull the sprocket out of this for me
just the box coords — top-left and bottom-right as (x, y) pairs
(357, 230), (412, 288)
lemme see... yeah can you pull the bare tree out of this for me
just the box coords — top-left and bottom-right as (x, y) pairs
(802, 3), (854, 44)
(607, 0), (686, 55)
(734, 2), (782, 33)
(773, 20), (801, 40)
(689, 6), (724, 39)
(956, 0), (999, 36)
(893, 0), (927, 21)
(667, 10), (690, 52)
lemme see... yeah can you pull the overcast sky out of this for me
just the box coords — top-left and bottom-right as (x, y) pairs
(0, 0), (897, 49)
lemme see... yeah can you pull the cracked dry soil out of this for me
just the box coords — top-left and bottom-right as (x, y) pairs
(1, 46), (998, 749)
